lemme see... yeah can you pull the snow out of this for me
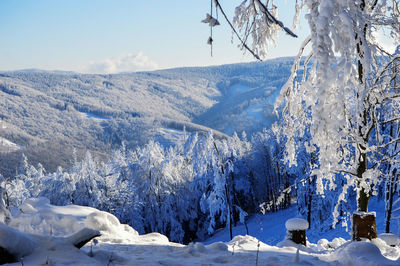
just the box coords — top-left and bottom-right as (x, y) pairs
(65, 227), (100, 248)
(0, 222), (36, 257)
(379, 233), (400, 246)
(194, 81), (281, 136)
(1, 197), (399, 265)
(154, 127), (186, 147)
(0, 136), (20, 152)
(331, 241), (399, 266)
(285, 218), (309, 231)
(10, 197), (138, 243)
(354, 211), (376, 218)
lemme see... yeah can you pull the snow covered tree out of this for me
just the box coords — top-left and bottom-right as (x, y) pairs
(0, 175), (11, 225)
(380, 47), (400, 233)
(231, 0), (400, 240)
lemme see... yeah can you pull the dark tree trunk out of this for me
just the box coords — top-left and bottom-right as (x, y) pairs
(385, 108), (399, 233)
(307, 189), (312, 228)
(385, 173), (398, 233)
(357, 153), (369, 212)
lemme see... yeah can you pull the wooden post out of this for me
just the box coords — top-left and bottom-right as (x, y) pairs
(288, 230), (307, 246)
(352, 212), (377, 241)
(285, 218), (308, 246)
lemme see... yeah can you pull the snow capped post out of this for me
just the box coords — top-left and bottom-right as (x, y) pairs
(285, 218), (308, 246)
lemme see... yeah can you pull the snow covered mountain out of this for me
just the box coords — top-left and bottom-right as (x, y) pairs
(0, 57), (294, 177)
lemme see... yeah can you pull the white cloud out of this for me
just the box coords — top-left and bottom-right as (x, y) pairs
(83, 52), (159, 74)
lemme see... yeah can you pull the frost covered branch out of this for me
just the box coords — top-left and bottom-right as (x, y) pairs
(214, 0), (261, 60)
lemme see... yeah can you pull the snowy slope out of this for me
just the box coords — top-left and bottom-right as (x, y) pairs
(203, 197), (394, 246)
(0, 58), (293, 177)
(2, 197), (399, 265)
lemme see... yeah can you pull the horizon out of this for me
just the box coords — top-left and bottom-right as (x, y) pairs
(0, 55), (298, 74)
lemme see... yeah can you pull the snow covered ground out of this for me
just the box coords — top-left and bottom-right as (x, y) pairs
(204, 197), (396, 246)
(2, 197), (399, 265)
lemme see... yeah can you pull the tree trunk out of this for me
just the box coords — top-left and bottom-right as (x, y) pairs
(358, 187), (369, 212)
(353, 152), (377, 240)
(357, 153), (369, 212)
(385, 112), (399, 233)
(307, 189), (312, 229)
(385, 173), (398, 233)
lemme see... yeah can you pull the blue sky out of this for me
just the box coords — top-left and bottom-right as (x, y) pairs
(0, 0), (309, 73)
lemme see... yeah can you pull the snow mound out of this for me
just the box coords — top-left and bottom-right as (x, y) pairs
(85, 211), (139, 244)
(0, 222), (36, 257)
(136, 232), (170, 245)
(379, 233), (400, 247)
(333, 241), (399, 265)
(10, 197), (139, 244)
(285, 218), (309, 231)
(317, 238), (347, 251)
(206, 241), (229, 252)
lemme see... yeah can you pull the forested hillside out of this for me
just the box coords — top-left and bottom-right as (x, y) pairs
(0, 58), (293, 177)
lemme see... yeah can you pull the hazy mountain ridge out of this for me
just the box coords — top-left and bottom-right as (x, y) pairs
(0, 57), (294, 177)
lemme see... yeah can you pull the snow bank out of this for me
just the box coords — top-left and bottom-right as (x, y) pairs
(0, 222), (36, 257)
(10, 197), (139, 244)
(3, 197), (400, 265)
(379, 233), (400, 247)
(332, 241), (399, 265)
(84, 210), (138, 244)
(285, 218), (309, 231)
(317, 237), (346, 251)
